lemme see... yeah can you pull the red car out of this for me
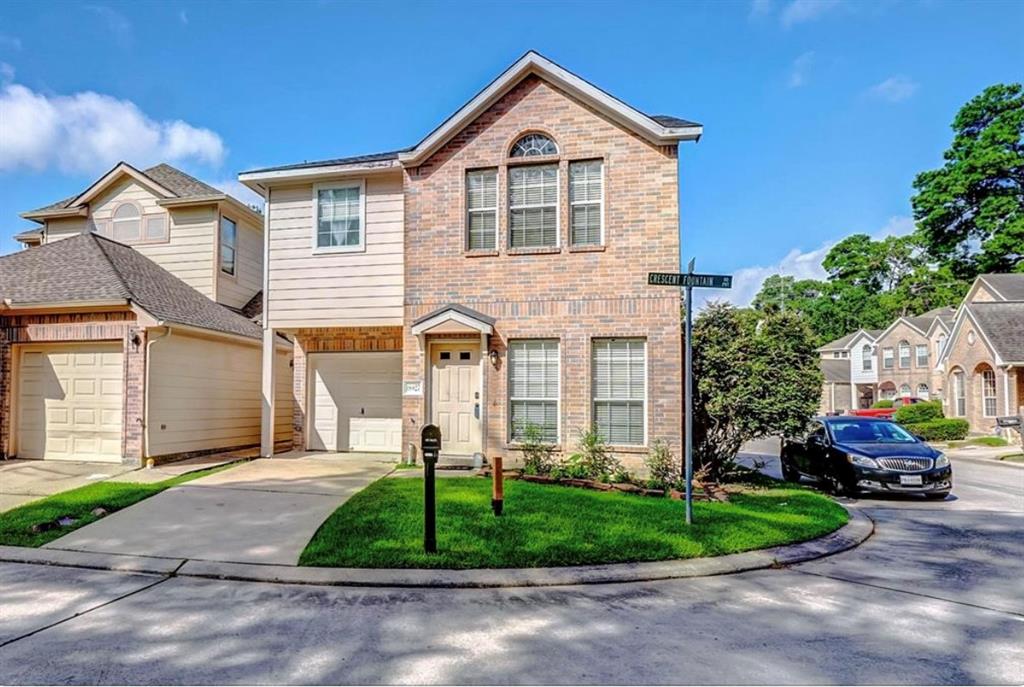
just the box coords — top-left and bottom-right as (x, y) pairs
(850, 397), (927, 419)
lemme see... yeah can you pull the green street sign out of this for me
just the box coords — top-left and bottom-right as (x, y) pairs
(648, 272), (733, 289)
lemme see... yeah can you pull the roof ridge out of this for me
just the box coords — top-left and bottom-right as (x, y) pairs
(89, 233), (136, 302)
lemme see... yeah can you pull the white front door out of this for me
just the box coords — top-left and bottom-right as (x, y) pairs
(430, 343), (480, 456)
(308, 352), (402, 452)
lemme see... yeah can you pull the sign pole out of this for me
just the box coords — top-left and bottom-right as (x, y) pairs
(684, 258), (694, 525)
(421, 424), (442, 554)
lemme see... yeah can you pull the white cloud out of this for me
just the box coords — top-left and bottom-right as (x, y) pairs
(698, 215), (915, 308)
(749, 0), (773, 18)
(179, 9), (188, 25)
(867, 76), (919, 102)
(0, 34), (21, 51)
(0, 81), (226, 174)
(780, 0), (842, 28)
(85, 5), (133, 48)
(0, 62), (14, 84)
(209, 179), (264, 210)
(788, 51), (814, 88)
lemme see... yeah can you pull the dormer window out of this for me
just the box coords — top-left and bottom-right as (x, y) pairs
(112, 203), (141, 242)
(510, 133), (558, 157)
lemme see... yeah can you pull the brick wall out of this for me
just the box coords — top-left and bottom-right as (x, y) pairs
(875, 321), (934, 398)
(0, 311), (146, 465)
(943, 317), (1017, 437)
(289, 326), (403, 450)
(402, 74), (683, 467)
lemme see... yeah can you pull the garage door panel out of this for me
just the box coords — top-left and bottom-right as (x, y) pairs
(309, 352), (401, 453)
(17, 343), (123, 462)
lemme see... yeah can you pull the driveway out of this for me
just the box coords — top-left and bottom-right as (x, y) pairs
(41, 452), (395, 565)
(0, 459), (134, 512)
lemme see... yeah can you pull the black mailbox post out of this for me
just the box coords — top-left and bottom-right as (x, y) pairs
(421, 424), (442, 554)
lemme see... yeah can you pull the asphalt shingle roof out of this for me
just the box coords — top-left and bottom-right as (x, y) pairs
(241, 150), (406, 175)
(820, 358), (851, 383)
(648, 114), (703, 128)
(0, 233), (261, 340)
(969, 302), (1024, 363)
(818, 331), (859, 351)
(980, 273), (1024, 301)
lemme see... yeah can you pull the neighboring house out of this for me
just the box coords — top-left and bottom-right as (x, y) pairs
(12, 229), (42, 248)
(939, 274), (1024, 440)
(241, 51), (701, 465)
(817, 329), (880, 412)
(873, 307), (955, 402)
(0, 163), (293, 464)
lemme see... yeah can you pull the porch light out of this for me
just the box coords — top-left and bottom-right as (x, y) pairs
(489, 349), (500, 367)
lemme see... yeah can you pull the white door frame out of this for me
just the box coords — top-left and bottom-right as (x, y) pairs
(422, 336), (488, 456)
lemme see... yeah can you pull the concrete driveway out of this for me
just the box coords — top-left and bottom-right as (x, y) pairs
(0, 459), (134, 512)
(42, 452), (395, 565)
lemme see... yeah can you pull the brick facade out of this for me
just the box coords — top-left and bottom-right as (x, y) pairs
(943, 317), (1020, 440)
(289, 327), (403, 450)
(875, 321), (936, 400)
(401, 75), (684, 466)
(0, 311), (147, 465)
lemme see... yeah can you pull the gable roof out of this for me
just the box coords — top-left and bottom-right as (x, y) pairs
(966, 302), (1024, 364)
(820, 358), (851, 383)
(239, 51), (701, 184)
(0, 233), (262, 340)
(22, 162), (258, 222)
(976, 273), (1024, 301)
(816, 328), (877, 352)
(906, 306), (956, 334)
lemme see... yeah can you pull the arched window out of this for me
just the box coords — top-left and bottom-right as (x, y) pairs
(936, 333), (946, 358)
(899, 383), (912, 397)
(880, 383), (896, 400)
(981, 368), (997, 417)
(862, 344), (873, 371)
(112, 203), (141, 241)
(510, 133), (558, 157)
(898, 340), (911, 368)
(917, 383), (929, 400)
(952, 370), (966, 417)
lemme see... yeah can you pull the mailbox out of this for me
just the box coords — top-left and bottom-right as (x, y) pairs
(996, 416), (1022, 429)
(421, 424), (442, 462)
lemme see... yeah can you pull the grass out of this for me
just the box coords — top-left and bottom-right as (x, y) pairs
(948, 436), (1010, 447)
(0, 461), (242, 548)
(300, 478), (848, 569)
(998, 453), (1024, 463)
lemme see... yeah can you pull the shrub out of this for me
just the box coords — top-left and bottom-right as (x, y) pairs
(894, 400), (944, 425)
(560, 426), (620, 482)
(904, 418), (970, 441)
(644, 440), (680, 490)
(519, 423), (555, 475)
(872, 400), (894, 409)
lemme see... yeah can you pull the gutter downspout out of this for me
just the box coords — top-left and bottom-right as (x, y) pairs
(144, 325), (172, 463)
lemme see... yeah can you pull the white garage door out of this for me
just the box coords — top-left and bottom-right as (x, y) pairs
(308, 352), (402, 453)
(17, 343), (123, 462)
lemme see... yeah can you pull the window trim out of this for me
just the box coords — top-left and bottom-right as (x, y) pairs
(219, 215), (237, 277)
(898, 340), (911, 369)
(917, 383), (930, 400)
(509, 132), (559, 158)
(915, 344), (929, 368)
(861, 344), (873, 371)
(953, 370), (966, 417)
(591, 337), (648, 447)
(312, 179), (366, 254)
(110, 201), (143, 243)
(507, 163), (560, 249)
(465, 168), (499, 252)
(882, 347), (894, 369)
(981, 368), (997, 418)
(507, 339), (561, 444)
(569, 158), (605, 247)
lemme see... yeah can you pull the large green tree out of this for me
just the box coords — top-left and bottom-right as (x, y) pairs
(912, 83), (1024, 276)
(691, 303), (821, 481)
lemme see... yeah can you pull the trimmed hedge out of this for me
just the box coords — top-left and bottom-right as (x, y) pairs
(872, 400), (894, 409)
(894, 400), (944, 425)
(904, 419), (970, 441)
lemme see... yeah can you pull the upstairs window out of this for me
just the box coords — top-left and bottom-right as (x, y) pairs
(219, 216), (237, 276)
(466, 169), (497, 250)
(936, 334), (946, 358)
(862, 344), (872, 371)
(898, 341), (911, 368)
(592, 339), (647, 446)
(315, 182), (364, 252)
(145, 215), (167, 242)
(112, 203), (141, 242)
(570, 160), (603, 246)
(509, 164), (558, 248)
(510, 133), (558, 157)
(916, 344), (929, 368)
(882, 347), (894, 369)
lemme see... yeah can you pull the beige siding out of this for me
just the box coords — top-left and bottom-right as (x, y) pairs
(274, 348), (293, 446)
(146, 333), (263, 457)
(44, 217), (89, 241)
(266, 173), (404, 328)
(216, 211), (264, 310)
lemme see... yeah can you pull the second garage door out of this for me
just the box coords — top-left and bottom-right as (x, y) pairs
(17, 343), (124, 462)
(308, 352), (402, 453)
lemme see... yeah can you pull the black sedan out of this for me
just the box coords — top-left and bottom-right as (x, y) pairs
(781, 416), (952, 499)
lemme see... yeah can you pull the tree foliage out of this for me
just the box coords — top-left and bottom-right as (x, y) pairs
(691, 303), (822, 481)
(912, 83), (1024, 277)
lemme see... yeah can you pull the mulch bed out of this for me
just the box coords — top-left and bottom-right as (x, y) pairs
(476, 469), (730, 502)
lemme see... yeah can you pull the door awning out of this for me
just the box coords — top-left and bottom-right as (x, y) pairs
(411, 303), (495, 336)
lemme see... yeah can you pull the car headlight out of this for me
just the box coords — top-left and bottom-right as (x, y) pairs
(934, 453), (949, 468)
(846, 453), (879, 468)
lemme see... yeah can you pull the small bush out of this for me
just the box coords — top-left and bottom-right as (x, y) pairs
(644, 440), (680, 490)
(872, 399), (894, 409)
(560, 426), (620, 482)
(894, 400), (944, 425)
(904, 418), (970, 441)
(519, 423), (556, 475)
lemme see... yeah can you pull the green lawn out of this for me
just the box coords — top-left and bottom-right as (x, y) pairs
(948, 436), (1010, 448)
(300, 478), (848, 569)
(998, 453), (1024, 463)
(0, 462), (242, 548)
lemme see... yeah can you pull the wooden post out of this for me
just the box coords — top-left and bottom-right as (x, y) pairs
(491, 455), (504, 516)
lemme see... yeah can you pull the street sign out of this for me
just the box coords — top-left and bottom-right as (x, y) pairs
(648, 272), (733, 289)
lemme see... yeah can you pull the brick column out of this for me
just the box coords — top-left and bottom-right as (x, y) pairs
(123, 327), (147, 465)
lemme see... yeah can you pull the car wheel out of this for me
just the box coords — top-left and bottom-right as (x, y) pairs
(925, 491), (950, 500)
(781, 456), (800, 483)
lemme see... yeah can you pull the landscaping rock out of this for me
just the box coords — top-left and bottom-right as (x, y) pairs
(612, 483), (641, 493)
(57, 516), (78, 527)
(669, 489), (684, 500)
(640, 488), (666, 497)
(520, 474), (556, 484)
(91, 507), (109, 517)
(29, 521), (58, 534)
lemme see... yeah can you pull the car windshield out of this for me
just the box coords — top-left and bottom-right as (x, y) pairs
(828, 419), (917, 444)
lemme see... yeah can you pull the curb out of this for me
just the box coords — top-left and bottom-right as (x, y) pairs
(0, 508), (873, 589)
(948, 454), (1024, 470)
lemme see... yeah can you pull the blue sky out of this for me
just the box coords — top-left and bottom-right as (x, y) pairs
(1, 0), (1021, 303)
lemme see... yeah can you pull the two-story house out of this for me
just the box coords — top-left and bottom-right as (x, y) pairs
(817, 329), (881, 413)
(873, 307), (955, 402)
(0, 162), (292, 464)
(243, 52), (700, 466)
